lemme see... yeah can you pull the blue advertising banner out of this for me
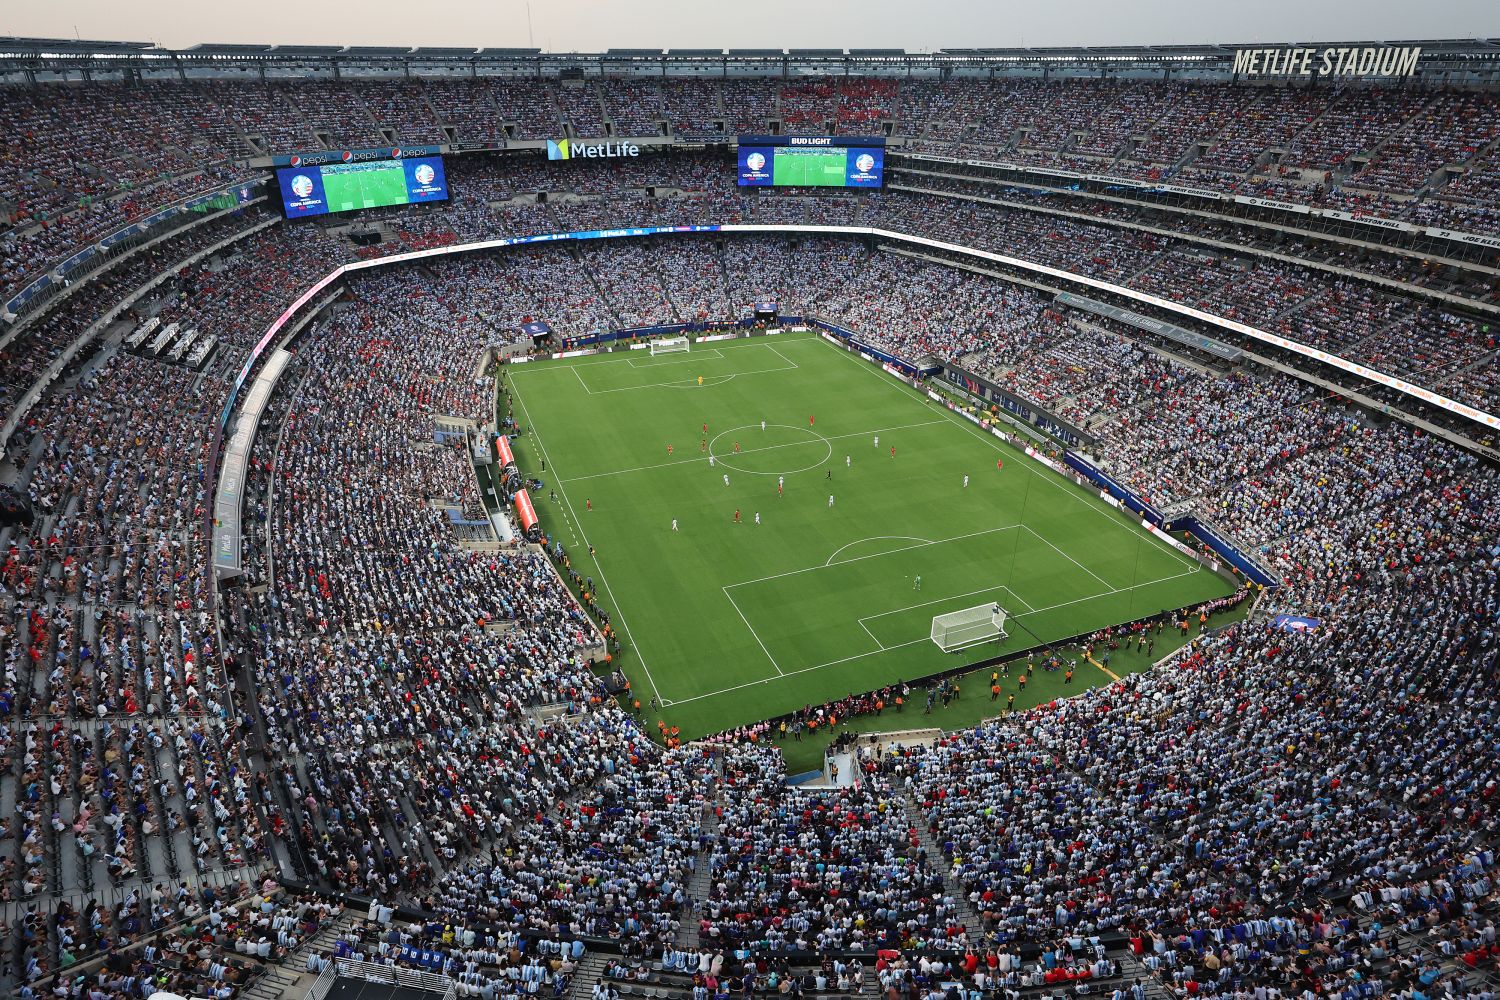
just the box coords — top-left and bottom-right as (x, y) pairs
(1269, 613), (1321, 633)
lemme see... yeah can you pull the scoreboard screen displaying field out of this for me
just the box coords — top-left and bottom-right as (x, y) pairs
(276, 156), (450, 217)
(737, 136), (885, 188)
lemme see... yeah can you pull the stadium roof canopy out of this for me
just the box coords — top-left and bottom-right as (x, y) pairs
(6, 36), (1500, 79)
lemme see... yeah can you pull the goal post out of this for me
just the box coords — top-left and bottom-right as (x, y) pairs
(650, 336), (691, 356)
(931, 602), (1009, 652)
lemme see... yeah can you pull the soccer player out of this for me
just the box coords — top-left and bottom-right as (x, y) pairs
(697, 376), (703, 386)
(700, 439), (707, 452)
(754, 511), (761, 525)
(997, 457), (1004, 471)
(667, 444), (673, 456)
(702, 422), (708, 434)
(761, 420), (766, 431)
(733, 441), (741, 452)
(913, 575), (922, 591)
(891, 445), (896, 458)
(845, 455), (850, 467)
(963, 475), (969, 488)
(777, 475), (784, 491)
(709, 455), (716, 467)
(827, 494), (835, 508)
(874, 434), (879, 448)
(826, 468), (832, 480)
(809, 415), (815, 426)
(671, 518), (678, 531)
(586, 498), (592, 511)
(723, 473), (730, 487)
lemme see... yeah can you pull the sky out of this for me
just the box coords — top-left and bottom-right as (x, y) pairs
(4, 0), (1498, 53)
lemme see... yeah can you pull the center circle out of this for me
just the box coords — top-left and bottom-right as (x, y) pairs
(707, 424), (834, 476)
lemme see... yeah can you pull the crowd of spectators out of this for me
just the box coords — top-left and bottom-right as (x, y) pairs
(3, 102), (1500, 1000)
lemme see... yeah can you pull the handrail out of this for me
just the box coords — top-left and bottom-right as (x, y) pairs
(328, 958), (458, 995)
(304, 959), (339, 1000)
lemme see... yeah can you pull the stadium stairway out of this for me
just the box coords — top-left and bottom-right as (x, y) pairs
(669, 755), (726, 953)
(566, 951), (612, 1000)
(1117, 949), (1182, 1000)
(899, 790), (984, 940)
(259, 908), (363, 1000)
(671, 782), (725, 949)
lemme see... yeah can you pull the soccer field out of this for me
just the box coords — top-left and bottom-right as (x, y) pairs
(773, 148), (848, 186)
(321, 163), (410, 212)
(504, 332), (1234, 738)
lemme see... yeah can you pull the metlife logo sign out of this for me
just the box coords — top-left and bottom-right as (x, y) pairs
(547, 138), (641, 161)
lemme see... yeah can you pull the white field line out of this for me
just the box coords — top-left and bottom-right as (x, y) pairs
(725, 524), (1022, 590)
(558, 419), (947, 485)
(509, 374), (666, 704)
(626, 348), (726, 368)
(722, 587), (784, 676)
(818, 337), (1201, 575)
(672, 564), (1201, 707)
(824, 535), (934, 566)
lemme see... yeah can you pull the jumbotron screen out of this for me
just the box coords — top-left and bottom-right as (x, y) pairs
(276, 156), (450, 218)
(737, 136), (885, 188)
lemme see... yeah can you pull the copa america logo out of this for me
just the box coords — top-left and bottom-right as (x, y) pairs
(746, 152), (766, 172)
(855, 153), (876, 173)
(414, 164), (436, 185)
(290, 175), (314, 199)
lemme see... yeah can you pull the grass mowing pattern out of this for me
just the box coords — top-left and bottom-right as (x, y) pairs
(505, 332), (1234, 739)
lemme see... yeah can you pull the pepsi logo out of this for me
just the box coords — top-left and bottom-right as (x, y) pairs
(341, 150), (353, 162)
(289, 155), (302, 167)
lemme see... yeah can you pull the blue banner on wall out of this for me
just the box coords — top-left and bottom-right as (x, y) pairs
(1062, 451), (1278, 588)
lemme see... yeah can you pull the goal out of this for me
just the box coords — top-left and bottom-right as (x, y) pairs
(931, 602), (1009, 652)
(650, 336), (691, 356)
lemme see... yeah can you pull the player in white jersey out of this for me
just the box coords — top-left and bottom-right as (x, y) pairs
(671, 518), (678, 531)
(828, 494), (835, 508)
(723, 473), (730, 487)
(963, 475), (969, 488)
(754, 511), (760, 525)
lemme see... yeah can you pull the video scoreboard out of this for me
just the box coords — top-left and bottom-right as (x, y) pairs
(276, 156), (450, 218)
(737, 136), (885, 188)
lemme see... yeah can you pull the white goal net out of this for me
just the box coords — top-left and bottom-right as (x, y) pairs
(650, 336), (691, 356)
(931, 602), (1009, 652)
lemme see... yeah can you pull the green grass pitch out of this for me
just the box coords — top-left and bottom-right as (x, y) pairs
(773, 149), (848, 187)
(504, 332), (1235, 739)
(320, 164), (410, 212)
